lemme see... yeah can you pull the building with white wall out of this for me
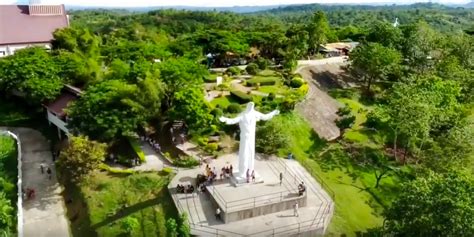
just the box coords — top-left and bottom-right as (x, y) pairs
(0, 1), (68, 57)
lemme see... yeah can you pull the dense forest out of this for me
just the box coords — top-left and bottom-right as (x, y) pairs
(0, 2), (473, 236)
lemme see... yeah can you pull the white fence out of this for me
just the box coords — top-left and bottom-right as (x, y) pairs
(0, 130), (23, 237)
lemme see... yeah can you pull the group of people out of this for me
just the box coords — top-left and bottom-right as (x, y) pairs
(141, 135), (161, 153)
(40, 163), (53, 180)
(298, 182), (306, 196)
(205, 165), (218, 184)
(246, 169), (256, 183)
(176, 184), (194, 194)
(219, 165), (233, 179)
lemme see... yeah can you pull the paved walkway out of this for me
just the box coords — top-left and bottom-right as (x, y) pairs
(2, 127), (70, 237)
(133, 142), (169, 171)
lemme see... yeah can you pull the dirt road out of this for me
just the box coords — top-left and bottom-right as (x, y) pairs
(295, 60), (348, 141)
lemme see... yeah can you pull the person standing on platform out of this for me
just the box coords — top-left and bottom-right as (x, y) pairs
(294, 202), (299, 217)
(279, 172), (283, 186)
(216, 207), (221, 220)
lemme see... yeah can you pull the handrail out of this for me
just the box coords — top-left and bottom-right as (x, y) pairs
(300, 159), (336, 200)
(171, 157), (335, 237)
(210, 157), (310, 212)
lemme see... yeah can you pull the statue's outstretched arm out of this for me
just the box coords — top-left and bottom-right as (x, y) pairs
(219, 116), (241, 125)
(256, 110), (280, 121)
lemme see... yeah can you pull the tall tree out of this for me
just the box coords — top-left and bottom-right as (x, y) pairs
(367, 21), (402, 49)
(157, 58), (207, 108)
(58, 136), (107, 182)
(350, 42), (401, 94)
(169, 87), (213, 132)
(384, 171), (474, 236)
(307, 11), (331, 55)
(67, 80), (160, 141)
(0, 47), (63, 102)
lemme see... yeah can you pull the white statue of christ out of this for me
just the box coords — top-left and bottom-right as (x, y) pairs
(219, 102), (279, 181)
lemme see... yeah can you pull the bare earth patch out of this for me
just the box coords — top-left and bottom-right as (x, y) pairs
(296, 62), (349, 141)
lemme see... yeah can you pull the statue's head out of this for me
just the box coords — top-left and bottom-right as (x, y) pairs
(245, 102), (255, 112)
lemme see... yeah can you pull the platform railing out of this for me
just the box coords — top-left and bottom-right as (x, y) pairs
(171, 157), (335, 237)
(208, 158), (309, 212)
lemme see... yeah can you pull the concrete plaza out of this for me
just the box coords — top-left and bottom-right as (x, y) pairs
(169, 153), (334, 236)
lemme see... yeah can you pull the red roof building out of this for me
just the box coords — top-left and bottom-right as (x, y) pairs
(0, 3), (68, 57)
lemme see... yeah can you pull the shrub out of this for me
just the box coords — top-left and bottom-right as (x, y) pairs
(281, 98), (297, 112)
(196, 137), (208, 146)
(162, 167), (174, 174)
(268, 92), (276, 101)
(204, 76), (217, 83)
(128, 137), (145, 162)
(256, 120), (289, 154)
(290, 77), (304, 88)
(211, 108), (223, 118)
(226, 66), (240, 76)
(336, 115), (356, 130)
(227, 103), (242, 113)
(246, 78), (276, 86)
(205, 143), (219, 153)
(230, 90), (252, 103)
(255, 57), (269, 70)
(246, 63), (259, 75)
(98, 163), (136, 174)
(173, 156), (199, 168)
(365, 108), (388, 129)
(298, 84), (309, 96)
(337, 105), (352, 117)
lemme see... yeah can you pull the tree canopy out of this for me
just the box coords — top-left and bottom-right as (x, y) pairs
(384, 171), (474, 236)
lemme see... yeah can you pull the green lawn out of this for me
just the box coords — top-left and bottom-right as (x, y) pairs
(66, 171), (177, 237)
(273, 113), (393, 236)
(210, 95), (240, 108)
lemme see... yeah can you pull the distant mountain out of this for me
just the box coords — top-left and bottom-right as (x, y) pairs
(66, 5), (285, 13)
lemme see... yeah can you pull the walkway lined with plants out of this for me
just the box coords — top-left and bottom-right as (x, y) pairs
(132, 141), (168, 171)
(4, 127), (70, 237)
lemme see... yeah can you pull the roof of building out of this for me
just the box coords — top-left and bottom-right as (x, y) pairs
(320, 42), (360, 52)
(0, 4), (68, 45)
(44, 85), (81, 117)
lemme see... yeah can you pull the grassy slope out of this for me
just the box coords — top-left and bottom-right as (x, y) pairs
(273, 113), (385, 236)
(68, 171), (177, 237)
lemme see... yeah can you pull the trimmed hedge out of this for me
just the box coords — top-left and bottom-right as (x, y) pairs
(128, 138), (146, 162)
(227, 103), (242, 113)
(246, 78), (276, 86)
(99, 163), (136, 174)
(204, 76), (217, 83)
(230, 90), (252, 103)
(246, 63), (259, 75)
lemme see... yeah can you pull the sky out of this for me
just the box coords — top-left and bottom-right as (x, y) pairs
(0, 0), (470, 7)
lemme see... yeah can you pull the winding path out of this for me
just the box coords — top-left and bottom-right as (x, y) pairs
(1, 127), (70, 237)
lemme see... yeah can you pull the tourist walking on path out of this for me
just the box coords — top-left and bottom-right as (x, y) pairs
(279, 172), (283, 186)
(251, 170), (255, 182)
(294, 202), (299, 217)
(246, 169), (250, 183)
(216, 207), (221, 220)
(47, 167), (52, 180)
(40, 163), (44, 174)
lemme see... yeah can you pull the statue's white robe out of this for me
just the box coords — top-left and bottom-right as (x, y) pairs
(220, 103), (279, 179)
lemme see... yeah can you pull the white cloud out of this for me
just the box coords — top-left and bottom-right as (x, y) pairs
(0, 0), (470, 7)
